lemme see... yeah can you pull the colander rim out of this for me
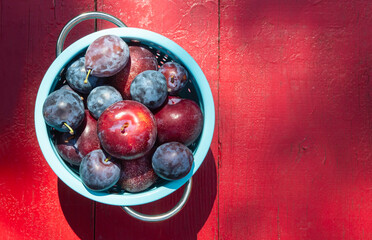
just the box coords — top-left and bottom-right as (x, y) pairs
(34, 27), (215, 206)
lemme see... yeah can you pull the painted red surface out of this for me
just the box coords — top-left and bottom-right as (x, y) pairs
(1, 0), (372, 239)
(219, 1), (372, 239)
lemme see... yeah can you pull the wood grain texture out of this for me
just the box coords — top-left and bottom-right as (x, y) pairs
(2, 0), (372, 239)
(219, 0), (372, 239)
(0, 0), (96, 239)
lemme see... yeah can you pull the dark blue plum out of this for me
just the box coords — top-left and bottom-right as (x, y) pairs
(66, 57), (105, 94)
(79, 149), (121, 191)
(42, 89), (85, 133)
(152, 142), (194, 180)
(130, 70), (167, 109)
(87, 86), (123, 119)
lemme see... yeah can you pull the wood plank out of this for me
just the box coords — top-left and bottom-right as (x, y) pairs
(5, 0), (372, 238)
(95, 1), (219, 239)
(0, 1), (96, 239)
(219, 0), (372, 239)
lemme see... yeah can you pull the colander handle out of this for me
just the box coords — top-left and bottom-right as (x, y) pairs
(56, 11), (127, 57)
(121, 178), (192, 222)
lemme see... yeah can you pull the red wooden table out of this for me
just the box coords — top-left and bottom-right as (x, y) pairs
(1, 0), (372, 239)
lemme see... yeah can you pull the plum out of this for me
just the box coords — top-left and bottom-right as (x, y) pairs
(159, 62), (188, 95)
(85, 35), (129, 77)
(130, 70), (168, 109)
(87, 86), (123, 119)
(152, 142), (194, 180)
(42, 89), (85, 133)
(118, 152), (158, 193)
(155, 96), (203, 146)
(79, 149), (121, 191)
(97, 100), (157, 160)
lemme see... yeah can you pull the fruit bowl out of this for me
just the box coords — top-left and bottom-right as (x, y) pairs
(34, 13), (215, 208)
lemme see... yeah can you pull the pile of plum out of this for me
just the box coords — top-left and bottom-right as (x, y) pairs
(42, 35), (203, 193)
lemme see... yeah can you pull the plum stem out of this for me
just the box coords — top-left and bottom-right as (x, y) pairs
(63, 122), (74, 135)
(84, 69), (91, 84)
(170, 75), (175, 83)
(64, 135), (75, 143)
(104, 156), (111, 162)
(121, 122), (129, 134)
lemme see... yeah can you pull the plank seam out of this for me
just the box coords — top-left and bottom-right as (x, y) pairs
(217, 0), (221, 239)
(93, 202), (96, 240)
(94, 0), (97, 31)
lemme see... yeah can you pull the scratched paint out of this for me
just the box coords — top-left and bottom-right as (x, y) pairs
(1, 0), (372, 239)
(219, 0), (372, 239)
(0, 0), (96, 239)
